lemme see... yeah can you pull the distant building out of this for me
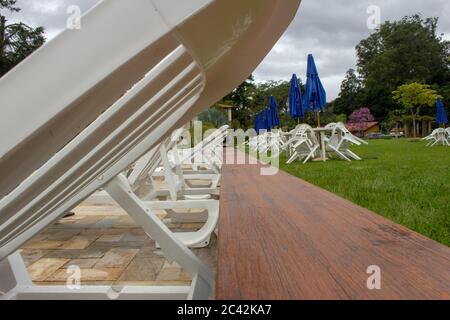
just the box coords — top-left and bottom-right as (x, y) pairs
(345, 121), (380, 137)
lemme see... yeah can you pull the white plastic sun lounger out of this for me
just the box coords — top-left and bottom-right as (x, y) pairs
(143, 125), (229, 194)
(85, 125), (228, 206)
(87, 133), (220, 230)
(0, 0), (300, 300)
(168, 125), (229, 176)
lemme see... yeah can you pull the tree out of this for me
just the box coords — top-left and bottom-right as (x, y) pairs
(1, 0), (46, 77)
(392, 83), (440, 137)
(219, 75), (256, 129)
(383, 109), (406, 138)
(197, 108), (227, 128)
(355, 15), (450, 119)
(348, 107), (375, 136)
(349, 107), (375, 123)
(333, 69), (362, 116)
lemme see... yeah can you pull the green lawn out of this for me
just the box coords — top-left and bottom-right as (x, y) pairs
(278, 139), (450, 247)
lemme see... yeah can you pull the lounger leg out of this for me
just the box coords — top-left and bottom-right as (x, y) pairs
(104, 175), (214, 299)
(0, 251), (32, 297)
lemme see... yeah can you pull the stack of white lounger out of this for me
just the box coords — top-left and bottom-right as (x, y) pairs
(0, 0), (301, 300)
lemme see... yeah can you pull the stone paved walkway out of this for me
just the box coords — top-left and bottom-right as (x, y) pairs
(20, 202), (217, 286)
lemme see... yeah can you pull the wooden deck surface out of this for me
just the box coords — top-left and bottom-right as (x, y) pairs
(216, 149), (450, 300)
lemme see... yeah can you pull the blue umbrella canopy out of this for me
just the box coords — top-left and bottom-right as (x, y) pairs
(436, 98), (448, 126)
(269, 95), (281, 127)
(289, 74), (304, 119)
(256, 112), (266, 133)
(264, 108), (272, 130)
(303, 54), (326, 113)
(254, 113), (260, 132)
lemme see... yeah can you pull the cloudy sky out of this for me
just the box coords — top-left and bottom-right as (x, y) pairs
(4, 0), (450, 100)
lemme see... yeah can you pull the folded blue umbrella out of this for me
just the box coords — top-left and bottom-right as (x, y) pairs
(269, 95), (281, 127)
(303, 54), (326, 113)
(264, 108), (272, 130)
(436, 98), (448, 126)
(254, 113), (260, 132)
(289, 74), (304, 119)
(256, 112), (266, 133)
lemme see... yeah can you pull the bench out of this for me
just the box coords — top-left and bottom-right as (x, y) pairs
(217, 150), (450, 300)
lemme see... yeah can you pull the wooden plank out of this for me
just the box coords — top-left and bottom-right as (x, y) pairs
(216, 150), (450, 300)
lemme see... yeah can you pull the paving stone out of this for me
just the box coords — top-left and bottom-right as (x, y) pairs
(46, 229), (82, 241)
(118, 258), (163, 281)
(77, 216), (105, 225)
(27, 258), (69, 281)
(20, 249), (45, 267)
(88, 241), (151, 250)
(92, 217), (121, 229)
(79, 229), (125, 236)
(28, 234), (48, 242)
(127, 229), (146, 235)
(96, 234), (124, 242)
(156, 261), (183, 281)
(45, 249), (107, 259)
(179, 270), (193, 281)
(62, 258), (99, 269)
(135, 247), (161, 258)
(47, 268), (124, 282)
(121, 233), (149, 242)
(22, 240), (64, 250)
(114, 216), (138, 229)
(54, 216), (84, 225)
(59, 236), (97, 250)
(95, 248), (139, 268)
(19, 201), (218, 285)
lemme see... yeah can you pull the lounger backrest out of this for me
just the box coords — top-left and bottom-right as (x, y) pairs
(178, 125), (229, 165)
(128, 128), (184, 189)
(0, 0), (301, 262)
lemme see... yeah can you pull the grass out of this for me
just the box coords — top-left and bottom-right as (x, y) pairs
(278, 139), (450, 247)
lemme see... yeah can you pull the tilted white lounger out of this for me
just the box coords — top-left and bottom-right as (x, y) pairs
(90, 131), (221, 247)
(0, 0), (301, 300)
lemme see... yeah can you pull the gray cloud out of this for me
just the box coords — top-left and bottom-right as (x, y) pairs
(5, 0), (450, 100)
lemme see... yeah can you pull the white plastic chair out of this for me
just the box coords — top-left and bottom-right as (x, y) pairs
(422, 129), (440, 146)
(284, 125), (320, 164)
(325, 123), (368, 161)
(423, 128), (449, 146)
(0, 0), (301, 300)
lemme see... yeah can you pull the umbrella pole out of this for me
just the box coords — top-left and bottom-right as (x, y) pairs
(317, 112), (321, 127)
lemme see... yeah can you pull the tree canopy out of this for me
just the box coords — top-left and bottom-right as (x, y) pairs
(392, 82), (440, 137)
(333, 68), (362, 116)
(332, 15), (450, 120)
(356, 15), (450, 118)
(0, 0), (46, 77)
